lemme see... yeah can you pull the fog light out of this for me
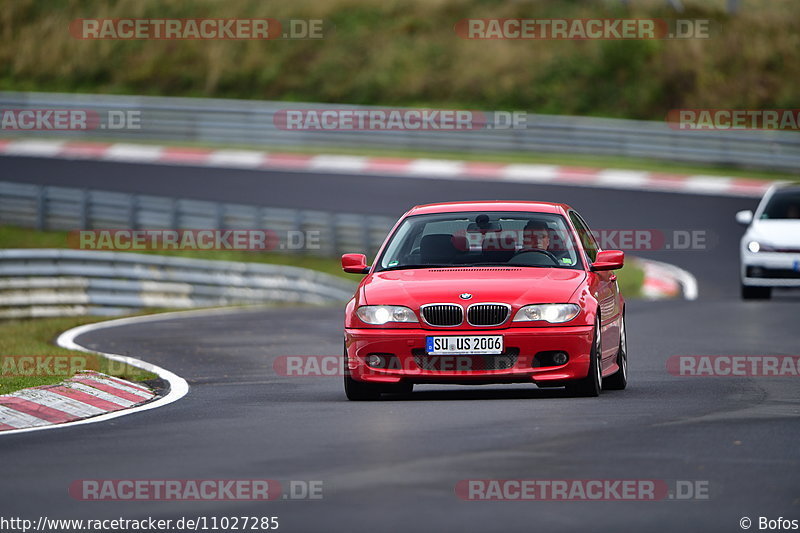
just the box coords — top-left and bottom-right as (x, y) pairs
(365, 355), (384, 368)
(533, 350), (570, 368)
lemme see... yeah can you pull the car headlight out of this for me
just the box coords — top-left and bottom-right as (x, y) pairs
(513, 304), (580, 323)
(747, 241), (775, 253)
(356, 305), (418, 325)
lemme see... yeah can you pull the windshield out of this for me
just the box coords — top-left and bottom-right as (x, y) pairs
(375, 211), (584, 272)
(760, 189), (800, 220)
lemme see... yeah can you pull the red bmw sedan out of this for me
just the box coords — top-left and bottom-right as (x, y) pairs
(341, 201), (627, 400)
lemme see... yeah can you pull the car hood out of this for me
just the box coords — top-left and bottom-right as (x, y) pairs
(361, 267), (586, 307)
(746, 220), (800, 248)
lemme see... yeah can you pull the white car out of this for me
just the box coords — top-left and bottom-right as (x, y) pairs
(736, 182), (800, 300)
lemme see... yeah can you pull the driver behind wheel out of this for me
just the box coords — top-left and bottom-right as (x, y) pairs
(518, 220), (573, 266)
(520, 220), (550, 251)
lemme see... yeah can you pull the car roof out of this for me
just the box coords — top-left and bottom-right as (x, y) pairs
(768, 182), (800, 194)
(406, 201), (571, 216)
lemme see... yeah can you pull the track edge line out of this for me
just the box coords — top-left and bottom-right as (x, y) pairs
(0, 306), (251, 436)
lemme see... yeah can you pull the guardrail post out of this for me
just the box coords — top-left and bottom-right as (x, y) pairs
(215, 202), (225, 229)
(129, 194), (138, 229)
(171, 198), (180, 228)
(362, 215), (371, 256)
(35, 185), (45, 231)
(80, 189), (89, 229)
(293, 210), (304, 255)
(329, 212), (339, 256)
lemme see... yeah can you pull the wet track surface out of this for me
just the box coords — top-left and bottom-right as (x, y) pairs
(1, 156), (798, 532)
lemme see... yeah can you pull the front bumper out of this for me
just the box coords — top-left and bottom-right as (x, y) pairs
(345, 325), (594, 385)
(741, 251), (800, 288)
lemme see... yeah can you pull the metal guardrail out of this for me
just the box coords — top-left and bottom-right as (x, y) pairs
(0, 179), (382, 317)
(0, 180), (396, 258)
(0, 249), (357, 318)
(1, 92), (797, 171)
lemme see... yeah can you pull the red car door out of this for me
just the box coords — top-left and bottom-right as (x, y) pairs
(569, 211), (623, 372)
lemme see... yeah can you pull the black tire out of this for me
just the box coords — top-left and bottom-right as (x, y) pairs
(566, 318), (602, 397)
(741, 284), (771, 300)
(603, 313), (627, 391)
(343, 342), (413, 400)
(385, 381), (414, 395)
(344, 374), (382, 401)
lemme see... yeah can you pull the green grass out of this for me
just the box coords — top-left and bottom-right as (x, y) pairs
(617, 262), (645, 300)
(1, 0), (797, 121)
(0, 315), (156, 395)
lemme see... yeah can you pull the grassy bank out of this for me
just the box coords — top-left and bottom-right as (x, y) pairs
(0, 316), (156, 395)
(1, 0), (797, 120)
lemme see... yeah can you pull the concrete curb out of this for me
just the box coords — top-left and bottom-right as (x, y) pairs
(634, 257), (699, 301)
(0, 370), (156, 432)
(0, 139), (776, 198)
(0, 308), (240, 435)
(0, 307), (298, 436)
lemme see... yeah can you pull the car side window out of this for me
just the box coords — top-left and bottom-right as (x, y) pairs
(569, 211), (599, 262)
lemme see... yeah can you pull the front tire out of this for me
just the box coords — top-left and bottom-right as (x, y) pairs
(741, 284), (771, 300)
(344, 374), (382, 401)
(343, 342), (413, 400)
(566, 318), (602, 397)
(603, 313), (627, 391)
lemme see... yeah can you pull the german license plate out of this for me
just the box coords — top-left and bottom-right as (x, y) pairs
(426, 335), (503, 355)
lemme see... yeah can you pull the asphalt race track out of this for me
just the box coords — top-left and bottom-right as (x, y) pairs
(1, 155), (799, 532)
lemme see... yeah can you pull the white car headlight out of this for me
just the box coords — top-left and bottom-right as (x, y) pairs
(356, 305), (418, 325)
(513, 304), (580, 323)
(747, 240), (777, 253)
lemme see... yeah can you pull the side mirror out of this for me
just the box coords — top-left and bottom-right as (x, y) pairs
(735, 209), (754, 225)
(342, 253), (370, 274)
(592, 250), (624, 271)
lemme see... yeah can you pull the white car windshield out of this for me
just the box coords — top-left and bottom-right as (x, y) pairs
(761, 189), (800, 220)
(376, 211), (584, 271)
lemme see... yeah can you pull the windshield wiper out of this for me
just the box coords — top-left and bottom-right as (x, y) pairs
(463, 262), (518, 266)
(466, 262), (552, 268)
(379, 264), (457, 271)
